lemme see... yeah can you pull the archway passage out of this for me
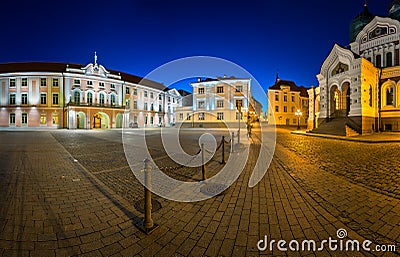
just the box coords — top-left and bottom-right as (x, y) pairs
(77, 112), (86, 129)
(330, 83), (351, 118)
(93, 112), (110, 129)
(116, 113), (123, 128)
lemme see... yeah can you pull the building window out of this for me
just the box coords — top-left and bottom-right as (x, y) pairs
(133, 101), (138, 109)
(21, 113), (28, 125)
(376, 55), (382, 68)
(74, 91), (80, 103)
(217, 112), (224, 120)
(369, 86), (373, 107)
(145, 116), (148, 125)
(291, 107), (295, 113)
(159, 104), (162, 112)
(198, 101), (205, 109)
(235, 99), (243, 109)
(40, 93), (46, 105)
(110, 94), (116, 106)
(172, 98), (175, 103)
(9, 78), (16, 87)
(144, 102), (148, 110)
(386, 87), (394, 106)
(110, 83), (116, 90)
(9, 94), (16, 105)
(126, 99), (130, 108)
(133, 88), (137, 95)
(179, 113), (183, 121)
(53, 78), (59, 87)
(41, 78), (47, 87)
(187, 113), (191, 121)
(236, 86), (242, 92)
(40, 113), (47, 125)
(150, 92), (154, 98)
(126, 87), (130, 94)
(293, 119), (297, 124)
(150, 104), (154, 111)
(275, 106), (279, 112)
(387, 52), (393, 67)
(99, 82), (105, 88)
(198, 88), (205, 94)
(87, 80), (93, 86)
(134, 116), (138, 123)
(21, 93), (28, 105)
(150, 116), (154, 124)
(198, 112), (205, 120)
(53, 93), (59, 105)
(284, 94), (288, 102)
(217, 86), (224, 93)
(291, 95), (295, 102)
(73, 79), (80, 85)
(87, 92), (93, 105)
(9, 113), (16, 125)
(144, 91), (148, 97)
(100, 94), (105, 106)
(275, 94), (279, 101)
(158, 94), (162, 100)
(22, 78), (28, 87)
(52, 114), (59, 125)
(217, 100), (224, 108)
(284, 106), (287, 112)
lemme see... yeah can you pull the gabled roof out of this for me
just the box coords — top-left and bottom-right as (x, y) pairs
(269, 79), (308, 97)
(0, 62), (165, 90)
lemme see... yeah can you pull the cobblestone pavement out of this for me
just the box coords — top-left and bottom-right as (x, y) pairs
(0, 128), (398, 256)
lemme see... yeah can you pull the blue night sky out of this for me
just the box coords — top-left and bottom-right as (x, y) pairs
(0, 0), (389, 105)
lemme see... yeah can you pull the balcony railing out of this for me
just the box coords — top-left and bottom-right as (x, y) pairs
(67, 102), (125, 108)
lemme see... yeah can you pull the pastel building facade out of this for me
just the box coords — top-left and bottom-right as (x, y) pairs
(176, 76), (253, 128)
(0, 56), (182, 129)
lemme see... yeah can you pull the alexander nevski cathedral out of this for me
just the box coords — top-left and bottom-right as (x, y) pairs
(308, 0), (400, 135)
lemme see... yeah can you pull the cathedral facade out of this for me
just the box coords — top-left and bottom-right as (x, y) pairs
(308, 1), (400, 135)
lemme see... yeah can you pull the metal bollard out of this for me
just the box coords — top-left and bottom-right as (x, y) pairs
(201, 143), (207, 180)
(221, 136), (225, 164)
(135, 158), (159, 234)
(231, 132), (235, 153)
(143, 159), (153, 229)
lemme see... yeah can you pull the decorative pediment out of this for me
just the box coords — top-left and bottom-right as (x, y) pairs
(320, 44), (356, 77)
(166, 88), (181, 97)
(81, 63), (110, 77)
(355, 16), (400, 44)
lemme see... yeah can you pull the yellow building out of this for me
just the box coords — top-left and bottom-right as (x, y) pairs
(267, 78), (309, 126)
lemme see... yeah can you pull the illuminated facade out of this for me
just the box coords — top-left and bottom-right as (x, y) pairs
(0, 55), (181, 128)
(267, 79), (309, 126)
(309, 2), (400, 135)
(176, 76), (253, 128)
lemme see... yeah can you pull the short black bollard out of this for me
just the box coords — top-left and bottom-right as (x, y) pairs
(201, 143), (207, 180)
(221, 136), (226, 164)
(135, 158), (159, 234)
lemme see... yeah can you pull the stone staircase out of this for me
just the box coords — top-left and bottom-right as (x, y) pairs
(311, 117), (347, 136)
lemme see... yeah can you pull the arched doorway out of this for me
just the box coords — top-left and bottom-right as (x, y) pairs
(116, 113), (123, 128)
(77, 112), (86, 129)
(342, 82), (351, 116)
(93, 112), (110, 129)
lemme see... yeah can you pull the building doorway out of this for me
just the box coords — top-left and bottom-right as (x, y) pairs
(77, 112), (86, 129)
(93, 112), (110, 129)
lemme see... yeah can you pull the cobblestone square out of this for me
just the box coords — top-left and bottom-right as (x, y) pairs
(0, 127), (399, 256)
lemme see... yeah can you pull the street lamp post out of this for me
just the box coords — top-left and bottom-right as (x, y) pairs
(295, 109), (302, 130)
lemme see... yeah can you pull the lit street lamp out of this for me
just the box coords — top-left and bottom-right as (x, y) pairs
(295, 109), (302, 130)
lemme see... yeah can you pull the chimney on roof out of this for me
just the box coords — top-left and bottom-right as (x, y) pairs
(223, 74), (227, 78)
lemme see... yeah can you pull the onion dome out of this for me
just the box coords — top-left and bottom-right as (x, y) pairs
(350, 3), (374, 42)
(389, 0), (400, 21)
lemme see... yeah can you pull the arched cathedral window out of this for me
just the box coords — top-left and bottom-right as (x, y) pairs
(74, 91), (80, 104)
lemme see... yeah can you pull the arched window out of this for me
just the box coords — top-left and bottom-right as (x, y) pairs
(376, 55), (382, 68)
(110, 94), (115, 106)
(100, 93), (105, 106)
(386, 87), (394, 106)
(386, 52), (393, 67)
(74, 91), (80, 104)
(369, 86), (373, 107)
(87, 92), (93, 105)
